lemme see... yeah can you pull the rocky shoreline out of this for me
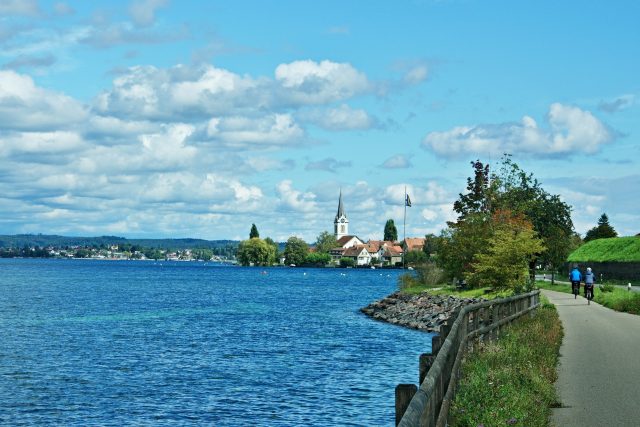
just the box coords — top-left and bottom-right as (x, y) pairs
(360, 291), (485, 333)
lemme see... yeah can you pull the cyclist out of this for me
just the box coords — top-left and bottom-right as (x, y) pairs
(584, 267), (595, 300)
(569, 265), (582, 298)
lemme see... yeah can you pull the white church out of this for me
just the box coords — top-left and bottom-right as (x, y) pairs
(329, 191), (406, 266)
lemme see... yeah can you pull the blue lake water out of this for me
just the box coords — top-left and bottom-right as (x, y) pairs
(0, 258), (432, 426)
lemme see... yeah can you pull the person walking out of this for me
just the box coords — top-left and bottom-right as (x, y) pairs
(584, 267), (595, 298)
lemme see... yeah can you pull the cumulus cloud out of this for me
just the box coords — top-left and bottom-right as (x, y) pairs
(381, 154), (412, 169)
(276, 180), (318, 212)
(598, 94), (635, 113)
(205, 114), (305, 148)
(305, 158), (352, 173)
(275, 60), (371, 104)
(422, 103), (614, 158)
(300, 104), (375, 130)
(129, 0), (169, 27)
(0, 70), (87, 130)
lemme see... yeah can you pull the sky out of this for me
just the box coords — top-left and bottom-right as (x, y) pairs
(0, 0), (638, 243)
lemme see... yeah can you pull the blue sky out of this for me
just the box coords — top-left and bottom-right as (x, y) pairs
(1, 0), (638, 242)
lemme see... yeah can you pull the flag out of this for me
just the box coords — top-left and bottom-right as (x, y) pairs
(405, 194), (412, 207)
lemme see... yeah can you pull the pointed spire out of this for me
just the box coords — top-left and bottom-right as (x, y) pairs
(336, 189), (346, 219)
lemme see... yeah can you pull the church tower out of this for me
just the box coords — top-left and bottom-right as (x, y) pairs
(334, 190), (349, 239)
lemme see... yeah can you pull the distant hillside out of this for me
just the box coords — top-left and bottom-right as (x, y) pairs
(0, 234), (239, 250)
(567, 236), (640, 262)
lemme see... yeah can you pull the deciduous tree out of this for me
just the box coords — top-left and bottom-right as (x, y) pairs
(283, 236), (309, 266)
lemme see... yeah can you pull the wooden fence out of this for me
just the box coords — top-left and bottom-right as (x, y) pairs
(395, 290), (541, 427)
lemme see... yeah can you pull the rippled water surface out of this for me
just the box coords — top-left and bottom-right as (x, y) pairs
(0, 259), (432, 426)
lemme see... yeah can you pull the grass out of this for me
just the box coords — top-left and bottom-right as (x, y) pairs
(449, 297), (563, 426)
(535, 280), (640, 315)
(567, 236), (640, 262)
(400, 282), (512, 300)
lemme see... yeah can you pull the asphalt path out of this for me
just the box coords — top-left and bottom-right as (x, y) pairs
(543, 289), (640, 426)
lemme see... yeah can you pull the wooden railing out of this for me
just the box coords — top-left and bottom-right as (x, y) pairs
(395, 290), (541, 427)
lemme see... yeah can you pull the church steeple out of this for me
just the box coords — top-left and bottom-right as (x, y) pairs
(334, 189), (349, 238)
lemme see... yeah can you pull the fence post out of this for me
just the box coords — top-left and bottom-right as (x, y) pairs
(395, 384), (417, 426)
(420, 353), (434, 385)
(431, 335), (442, 355)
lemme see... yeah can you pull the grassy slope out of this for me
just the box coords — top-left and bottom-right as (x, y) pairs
(567, 236), (640, 262)
(449, 298), (562, 426)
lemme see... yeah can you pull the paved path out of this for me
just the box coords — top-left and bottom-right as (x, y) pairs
(543, 289), (640, 426)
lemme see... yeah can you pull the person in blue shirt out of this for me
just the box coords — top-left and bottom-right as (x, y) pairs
(584, 267), (595, 298)
(569, 266), (582, 297)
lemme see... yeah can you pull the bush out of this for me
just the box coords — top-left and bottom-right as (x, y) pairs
(600, 283), (615, 293)
(339, 257), (355, 268)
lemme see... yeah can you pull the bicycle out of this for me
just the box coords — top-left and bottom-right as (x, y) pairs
(585, 284), (594, 305)
(571, 281), (580, 299)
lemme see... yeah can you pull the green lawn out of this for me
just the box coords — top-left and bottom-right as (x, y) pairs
(568, 236), (640, 262)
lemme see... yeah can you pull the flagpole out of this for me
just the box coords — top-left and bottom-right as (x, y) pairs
(403, 185), (407, 270)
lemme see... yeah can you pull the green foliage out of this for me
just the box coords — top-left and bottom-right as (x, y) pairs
(339, 257), (355, 267)
(236, 238), (275, 266)
(422, 233), (440, 258)
(383, 219), (398, 241)
(314, 231), (338, 254)
(450, 302), (563, 427)
(453, 159), (492, 219)
(249, 223), (260, 239)
(403, 249), (428, 266)
(567, 237), (640, 262)
(283, 236), (309, 266)
(584, 213), (618, 242)
(437, 212), (493, 282)
(305, 252), (331, 266)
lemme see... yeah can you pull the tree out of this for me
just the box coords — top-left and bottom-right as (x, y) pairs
(437, 212), (493, 282)
(466, 210), (545, 292)
(384, 219), (398, 241)
(236, 238), (274, 266)
(315, 231), (338, 254)
(584, 213), (618, 242)
(404, 249), (428, 266)
(305, 252), (331, 266)
(249, 223), (260, 239)
(453, 160), (492, 220)
(422, 233), (440, 259)
(263, 237), (279, 264)
(283, 236), (309, 266)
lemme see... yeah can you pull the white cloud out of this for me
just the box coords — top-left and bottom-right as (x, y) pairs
(381, 154), (412, 169)
(301, 104), (374, 130)
(384, 181), (449, 205)
(205, 114), (305, 148)
(276, 180), (317, 212)
(0, 131), (85, 160)
(0, 70), (87, 130)
(404, 64), (428, 85)
(305, 158), (352, 173)
(275, 60), (371, 104)
(129, 0), (168, 27)
(422, 103), (614, 158)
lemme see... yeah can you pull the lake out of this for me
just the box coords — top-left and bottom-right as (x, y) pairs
(0, 258), (432, 426)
